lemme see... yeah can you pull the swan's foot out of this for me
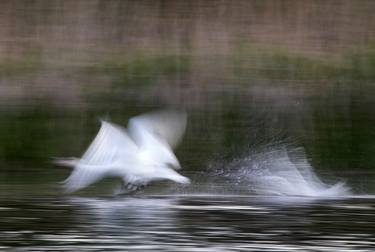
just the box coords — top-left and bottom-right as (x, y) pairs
(127, 183), (139, 192)
(113, 182), (145, 196)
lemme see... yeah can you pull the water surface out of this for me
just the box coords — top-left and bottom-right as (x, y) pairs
(1, 195), (375, 251)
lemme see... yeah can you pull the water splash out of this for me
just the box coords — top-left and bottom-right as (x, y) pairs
(212, 144), (350, 197)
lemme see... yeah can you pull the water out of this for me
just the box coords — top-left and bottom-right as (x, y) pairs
(209, 145), (350, 197)
(1, 146), (374, 251)
(1, 195), (375, 251)
(2, 1), (375, 251)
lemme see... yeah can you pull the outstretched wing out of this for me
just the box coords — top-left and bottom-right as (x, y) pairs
(61, 121), (138, 192)
(128, 110), (187, 149)
(62, 163), (109, 193)
(127, 110), (187, 170)
(80, 120), (137, 165)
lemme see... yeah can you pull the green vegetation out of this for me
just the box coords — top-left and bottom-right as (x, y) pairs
(0, 105), (87, 170)
(231, 42), (375, 82)
(80, 49), (191, 108)
(344, 45), (375, 81)
(87, 50), (191, 88)
(0, 47), (43, 78)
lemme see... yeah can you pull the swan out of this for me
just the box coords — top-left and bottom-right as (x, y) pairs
(55, 110), (190, 193)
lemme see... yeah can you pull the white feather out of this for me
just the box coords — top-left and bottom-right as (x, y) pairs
(56, 110), (190, 193)
(128, 110), (187, 149)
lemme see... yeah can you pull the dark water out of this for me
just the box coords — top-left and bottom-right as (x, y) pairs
(2, 1), (375, 251)
(1, 195), (375, 251)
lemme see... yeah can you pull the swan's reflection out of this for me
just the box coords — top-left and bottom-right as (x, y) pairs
(69, 196), (179, 231)
(66, 196), (191, 249)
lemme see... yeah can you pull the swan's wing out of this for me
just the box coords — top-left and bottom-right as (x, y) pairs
(127, 110), (186, 170)
(62, 163), (109, 193)
(80, 120), (137, 165)
(61, 121), (138, 192)
(127, 110), (187, 149)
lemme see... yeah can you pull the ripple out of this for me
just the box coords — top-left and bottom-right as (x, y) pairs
(1, 196), (375, 251)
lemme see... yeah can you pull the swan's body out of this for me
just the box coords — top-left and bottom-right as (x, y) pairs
(56, 110), (190, 193)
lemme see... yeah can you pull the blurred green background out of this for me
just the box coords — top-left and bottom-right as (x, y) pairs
(0, 0), (375, 193)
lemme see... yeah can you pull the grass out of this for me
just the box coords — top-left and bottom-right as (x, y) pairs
(231, 42), (375, 82)
(0, 47), (43, 78)
(98, 50), (191, 88)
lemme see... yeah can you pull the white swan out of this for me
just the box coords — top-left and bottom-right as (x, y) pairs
(55, 110), (190, 193)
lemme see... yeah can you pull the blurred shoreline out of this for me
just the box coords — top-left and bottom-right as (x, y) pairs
(1, 1), (375, 106)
